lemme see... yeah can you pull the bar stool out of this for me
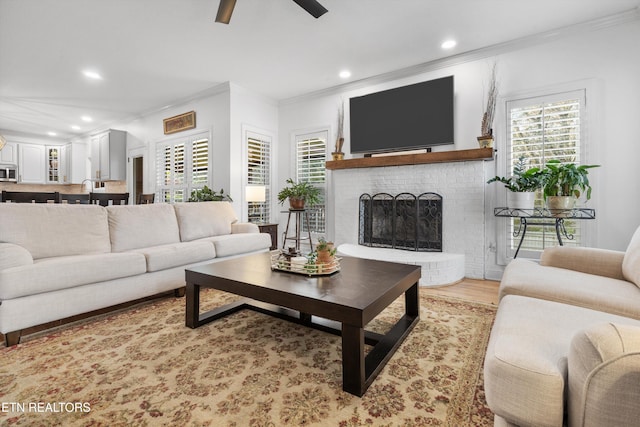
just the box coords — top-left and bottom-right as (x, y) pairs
(282, 209), (313, 254)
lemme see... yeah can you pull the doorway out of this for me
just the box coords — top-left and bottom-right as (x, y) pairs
(133, 157), (143, 204)
(127, 147), (147, 205)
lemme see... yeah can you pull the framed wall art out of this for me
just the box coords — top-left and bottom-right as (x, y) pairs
(163, 111), (196, 135)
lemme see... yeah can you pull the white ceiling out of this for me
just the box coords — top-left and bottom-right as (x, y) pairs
(1, 0), (639, 140)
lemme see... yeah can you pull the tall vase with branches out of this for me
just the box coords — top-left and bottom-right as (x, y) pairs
(332, 101), (345, 160)
(478, 63), (498, 148)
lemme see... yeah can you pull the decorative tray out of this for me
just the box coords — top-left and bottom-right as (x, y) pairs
(270, 251), (341, 276)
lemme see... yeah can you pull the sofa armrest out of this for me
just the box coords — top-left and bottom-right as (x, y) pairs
(231, 222), (259, 234)
(0, 243), (34, 271)
(568, 322), (640, 427)
(540, 246), (626, 280)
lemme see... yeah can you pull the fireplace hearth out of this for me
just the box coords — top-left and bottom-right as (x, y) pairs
(359, 192), (443, 252)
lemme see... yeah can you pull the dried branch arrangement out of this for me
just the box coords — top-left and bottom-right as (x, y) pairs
(481, 63), (498, 137)
(334, 101), (345, 153)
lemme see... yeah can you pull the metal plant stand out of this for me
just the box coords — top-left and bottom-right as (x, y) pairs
(282, 209), (313, 254)
(494, 207), (596, 258)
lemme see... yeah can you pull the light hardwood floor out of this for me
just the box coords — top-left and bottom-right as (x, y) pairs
(421, 278), (500, 306)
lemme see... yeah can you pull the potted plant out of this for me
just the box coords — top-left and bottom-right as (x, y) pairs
(487, 156), (542, 210)
(188, 186), (232, 202)
(541, 160), (599, 211)
(315, 238), (336, 264)
(277, 178), (321, 210)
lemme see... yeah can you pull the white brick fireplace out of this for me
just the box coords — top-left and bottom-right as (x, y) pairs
(329, 156), (493, 280)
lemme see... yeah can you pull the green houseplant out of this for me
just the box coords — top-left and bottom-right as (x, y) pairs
(487, 156), (542, 209)
(314, 237), (336, 264)
(277, 178), (321, 209)
(188, 186), (233, 202)
(541, 160), (599, 210)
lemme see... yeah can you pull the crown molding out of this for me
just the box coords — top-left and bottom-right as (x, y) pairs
(279, 7), (640, 106)
(0, 128), (68, 144)
(74, 81), (279, 141)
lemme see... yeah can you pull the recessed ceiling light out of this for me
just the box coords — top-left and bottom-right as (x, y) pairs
(83, 70), (103, 80)
(81, 116), (93, 122)
(441, 40), (457, 49)
(339, 70), (352, 79)
(47, 131), (57, 137)
(71, 125), (81, 130)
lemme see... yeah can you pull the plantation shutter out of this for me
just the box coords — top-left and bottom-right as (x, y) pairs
(191, 138), (209, 185)
(247, 134), (271, 223)
(295, 132), (327, 234)
(155, 132), (210, 203)
(505, 90), (585, 258)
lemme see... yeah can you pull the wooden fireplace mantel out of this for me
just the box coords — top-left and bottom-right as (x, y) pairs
(325, 148), (494, 170)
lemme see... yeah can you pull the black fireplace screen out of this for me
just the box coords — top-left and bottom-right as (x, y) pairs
(359, 192), (443, 252)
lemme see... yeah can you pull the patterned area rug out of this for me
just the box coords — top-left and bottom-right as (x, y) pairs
(0, 289), (496, 426)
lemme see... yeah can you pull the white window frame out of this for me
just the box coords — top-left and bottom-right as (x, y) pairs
(154, 130), (211, 203)
(242, 125), (275, 223)
(496, 82), (598, 265)
(292, 129), (328, 239)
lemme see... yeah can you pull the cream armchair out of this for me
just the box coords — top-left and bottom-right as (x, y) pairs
(485, 225), (640, 426)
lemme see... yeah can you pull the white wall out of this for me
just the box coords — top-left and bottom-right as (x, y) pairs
(279, 18), (640, 279)
(229, 83), (279, 221)
(485, 18), (640, 278)
(74, 82), (278, 215)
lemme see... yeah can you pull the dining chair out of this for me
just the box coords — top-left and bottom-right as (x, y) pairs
(137, 193), (155, 204)
(58, 193), (91, 204)
(89, 192), (129, 206)
(1, 191), (60, 203)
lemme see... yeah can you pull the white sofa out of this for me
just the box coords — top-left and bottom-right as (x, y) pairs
(0, 201), (272, 346)
(484, 226), (640, 426)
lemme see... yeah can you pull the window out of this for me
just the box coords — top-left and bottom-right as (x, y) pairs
(295, 131), (327, 235)
(246, 132), (271, 223)
(505, 90), (586, 257)
(156, 133), (210, 203)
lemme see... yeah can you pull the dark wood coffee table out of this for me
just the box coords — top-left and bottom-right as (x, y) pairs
(185, 252), (420, 397)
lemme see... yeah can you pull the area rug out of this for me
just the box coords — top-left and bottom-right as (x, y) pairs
(0, 290), (496, 426)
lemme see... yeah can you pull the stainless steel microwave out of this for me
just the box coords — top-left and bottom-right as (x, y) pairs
(0, 164), (17, 182)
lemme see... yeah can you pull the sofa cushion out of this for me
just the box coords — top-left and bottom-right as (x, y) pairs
(107, 204), (181, 252)
(231, 222), (260, 234)
(484, 295), (640, 427)
(173, 202), (238, 242)
(130, 240), (216, 272)
(0, 243), (33, 270)
(206, 233), (272, 258)
(0, 253), (147, 299)
(622, 226), (640, 288)
(0, 204), (111, 260)
(500, 259), (640, 320)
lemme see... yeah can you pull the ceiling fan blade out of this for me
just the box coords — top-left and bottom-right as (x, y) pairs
(291, 0), (328, 18)
(215, 0), (237, 24)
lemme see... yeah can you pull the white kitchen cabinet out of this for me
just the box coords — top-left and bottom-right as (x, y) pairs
(46, 145), (61, 183)
(91, 130), (126, 181)
(66, 142), (88, 184)
(60, 144), (70, 183)
(44, 145), (72, 184)
(18, 144), (46, 184)
(0, 142), (18, 164)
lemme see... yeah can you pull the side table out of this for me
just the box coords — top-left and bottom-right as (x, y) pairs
(494, 207), (595, 258)
(257, 223), (278, 250)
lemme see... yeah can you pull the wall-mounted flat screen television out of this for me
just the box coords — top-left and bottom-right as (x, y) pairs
(349, 76), (454, 154)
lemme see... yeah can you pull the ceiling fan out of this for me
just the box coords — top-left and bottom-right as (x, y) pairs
(215, 0), (328, 24)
